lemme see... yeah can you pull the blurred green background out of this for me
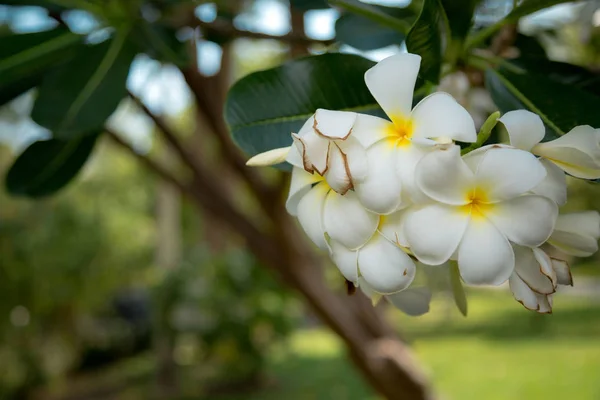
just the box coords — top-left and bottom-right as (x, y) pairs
(2, 0), (600, 399)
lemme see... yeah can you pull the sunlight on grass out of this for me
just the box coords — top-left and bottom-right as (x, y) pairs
(249, 287), (600, 400)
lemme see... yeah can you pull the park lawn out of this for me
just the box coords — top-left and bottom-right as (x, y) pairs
(227, 288), (600, 400)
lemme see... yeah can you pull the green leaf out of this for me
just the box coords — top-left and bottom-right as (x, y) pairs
(291, 0), (329, 10)
(440, 0), (480, 40)
(504, 0), (575, 21)
(130, 22), (189, 66)
(406, 0), (444, 83)
(31, 33), (137, 139)
(5, 134), (99, 197)
(0, 0), (68, 11)
(225, 53), (383, 163)
(335, 5), (414, 50)
(0, 28), (82, 106)
(329, 0), (411, 33)
(450, 262), (468, 317)
(486, 67), (600, 136)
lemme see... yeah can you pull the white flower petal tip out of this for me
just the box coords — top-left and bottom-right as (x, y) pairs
(292, 131), (329, 175)
(296, 182), (329, 250)
(411, 92), (477, 143)
(513, 246), (556, 295)
(364, 53), (421, 118)
(358, 234), (416, 294)
(329, 240), (359, 284)
(323, 191), (379, 250)
(498, 110), (544, 151)
(551, 258), (573, 286)
(385, 287), (432, 316)
(533, 125), (600, 179)
(548, 211), (600, 257)
(246, 146), (291, 167)
(509, 273), (553, 314)
(313, 109), (357, 140)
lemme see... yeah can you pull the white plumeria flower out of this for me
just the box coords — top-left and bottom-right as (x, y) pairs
(328, 218), (416, 295)
(547, 211), (600, 257)
(500, 110), (600, 184)
(509, 245), (573, 314)
(289, 109), (368, 195)
(286, 146), (378, 251)
(400, 145), (558, 285)
(358, 277), (432, 316)
(347, 53), (477, 213)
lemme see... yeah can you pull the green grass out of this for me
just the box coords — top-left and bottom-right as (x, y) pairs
(219, 288), (600, 400)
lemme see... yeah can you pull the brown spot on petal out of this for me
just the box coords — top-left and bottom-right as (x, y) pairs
(345, 279), (357, 296)
(403, 269), (407, 276)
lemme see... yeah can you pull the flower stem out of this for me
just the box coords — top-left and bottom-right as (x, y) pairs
(461, 111), (501, 155)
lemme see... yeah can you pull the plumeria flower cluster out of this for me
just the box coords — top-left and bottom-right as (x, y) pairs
(247, 53), (600, 316)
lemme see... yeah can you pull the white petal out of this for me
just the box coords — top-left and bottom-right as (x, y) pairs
(324, 143), (353, 195)
(551, 258), (573, 286)
(296, 182), (329, 250)
(411, 92), (477, 143)
(292, 130), (330, 175)
(351, 114), (395, 148)
(458, 218), (514, 286)
(336, 136), (368, 183)
(286, 143), (304, 168)
(531, 159), (567, 206)
(329, 240), (359, 283)
(364, 53), (421, 119)
(357, 233), (416, 294)
(313, 108), (357, 140)
(415, 145), (474, 205)
(404, 204), (470, 265)
(396, 143), (431, 203)
(462, 144), (512, 172)
(378, 210), (409, 247)
(323, 190), (379, 249)
(485, 195), (557, 247)
(385, 287), (432, 316)
(554, 211), (600, 238)
(548, 230), (599, 257)
(498, 110), (544, 151)
(247, 146), (291, 167)
(513, 246), (555, 295)
(286, 167), (323, 216)
(474, 147), (546, 201)
(509, 273), (553, 313)
(548, 211), (600, 257)
(533, 248), (557, 288)
(354, 141), (403, 214)
(533, 125), (600, 179)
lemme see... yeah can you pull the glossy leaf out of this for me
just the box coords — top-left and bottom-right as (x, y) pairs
(406, 0), (444, 83)
(32, 34), (137, 139)
(486, 67), (600, 136)
(225, 53), (383, 161)
(335, 5), (414, 50)
(5, 134), (99, 197)
(329, 0), (411, 33)
(0, 28), (82, 106)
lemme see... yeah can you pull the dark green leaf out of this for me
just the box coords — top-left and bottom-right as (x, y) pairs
(0, 28), (82, 106)
(440, 0), (480, 40)
(486, 67), (600, 136)
(32, 33), (137, 139)
(504, 0), (575, 21)
(5, 134), (99, 197)
(514, 33), (547, 59)
(225, 53), (384, 163)
(131, 22), (189, 66)
(406, 0), (444, 83)
(335, 5), (414, 50)
(291, 0), (329, 10)
(329, 0), (411, 33)
(0, 0), (68, 12)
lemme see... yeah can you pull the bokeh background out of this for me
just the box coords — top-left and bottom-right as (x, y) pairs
(2, 0), (600, 399)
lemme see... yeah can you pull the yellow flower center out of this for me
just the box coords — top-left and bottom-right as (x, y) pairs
(386, 115), (414, 148)
(460, 187), (494, 220)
